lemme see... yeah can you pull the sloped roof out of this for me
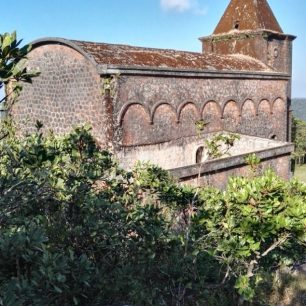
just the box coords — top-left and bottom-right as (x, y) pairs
(71, 39), (273, 72)
(213, 0), (283, 35)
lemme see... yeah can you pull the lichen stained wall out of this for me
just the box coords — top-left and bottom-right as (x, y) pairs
(13, 44), (112, 146)
(182, 154), (291, 190)
(115, 74), (288, 170)
(202, 34), (293, 74)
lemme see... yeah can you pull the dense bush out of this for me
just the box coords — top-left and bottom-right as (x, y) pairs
(0, 122), (216, 305)
(0, 122), (305, 306)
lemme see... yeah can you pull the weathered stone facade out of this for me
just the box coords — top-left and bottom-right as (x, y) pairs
(12, 0), (296, 187)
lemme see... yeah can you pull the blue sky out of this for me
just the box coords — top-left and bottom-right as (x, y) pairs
(1, 0), (305, 97)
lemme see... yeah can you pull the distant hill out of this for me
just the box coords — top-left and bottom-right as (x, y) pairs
(292, 98), (306, 121)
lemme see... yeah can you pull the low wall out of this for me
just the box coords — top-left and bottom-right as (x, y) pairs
(170, 144), (293, 189)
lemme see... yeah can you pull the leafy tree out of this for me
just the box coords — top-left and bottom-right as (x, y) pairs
(0, 122), (305, 305)
(0, 122), (226, 305)
(193, 171), (306, 304)
(0, 32), (36, 115)
(292, 117), (306, 164)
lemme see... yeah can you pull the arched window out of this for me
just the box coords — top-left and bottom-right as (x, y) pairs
(234, 20), (240, 30)
(196, 146), (204, 164)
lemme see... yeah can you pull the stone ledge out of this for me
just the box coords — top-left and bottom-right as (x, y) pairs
(98, 65), (290, 80)
(169, 143), (294, 179)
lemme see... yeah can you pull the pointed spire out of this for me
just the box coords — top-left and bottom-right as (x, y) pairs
(213, 0), (283, 35)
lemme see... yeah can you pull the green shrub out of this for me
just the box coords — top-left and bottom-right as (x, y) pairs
(0, 122), (305, 305)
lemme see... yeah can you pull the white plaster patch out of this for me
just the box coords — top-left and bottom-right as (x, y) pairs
(117, 132), (286, 171)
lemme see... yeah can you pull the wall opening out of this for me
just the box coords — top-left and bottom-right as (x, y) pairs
(196, 146), (204, 164)
(270, 135), (277, 140)
(234, 21), (240, 30)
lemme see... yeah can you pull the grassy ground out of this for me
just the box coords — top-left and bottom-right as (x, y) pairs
(294, 164), (306, 182)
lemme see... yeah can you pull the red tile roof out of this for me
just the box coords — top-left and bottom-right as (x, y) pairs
(71, 40), (273, 72)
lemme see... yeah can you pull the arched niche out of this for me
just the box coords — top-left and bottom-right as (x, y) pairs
(202, 101), (222, 132)
(152, 103), (178, 142)
(121, 103), (152, 146)
(222, 100), (240, 131)
(178, 102), (200, 137)
(272, 98), (286, 114)
(257, 99), (273, 138)
(258, 99), (271, 115)
(241, 99), (256, 117)
(239, 99), (256, 135)
(271, 98), (287, 141)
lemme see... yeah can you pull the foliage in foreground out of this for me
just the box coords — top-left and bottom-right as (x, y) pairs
(0, 31), (36, 108)
(0, 123), (306, 306)
(292, 117), (306, 164)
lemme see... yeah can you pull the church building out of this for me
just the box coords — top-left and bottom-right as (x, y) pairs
(13, 0), (296, 188)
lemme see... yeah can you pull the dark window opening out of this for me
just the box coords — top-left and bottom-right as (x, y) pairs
(234, 21), (240, 30)
(196, 146), (204, 164)
(270, 135), (277, 140)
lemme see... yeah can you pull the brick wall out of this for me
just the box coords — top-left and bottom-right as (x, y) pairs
(180, 154), (291, 189)
(115, 75), (288, 148)
(202, 33), (294, 74)
(13, 44), (113, 146)
(13, 44), (291, 182)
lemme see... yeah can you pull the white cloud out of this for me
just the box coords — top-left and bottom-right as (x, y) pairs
(160, 0), (192, 12)
(160, 0), (207, 15)
(194, 7), (207, 16)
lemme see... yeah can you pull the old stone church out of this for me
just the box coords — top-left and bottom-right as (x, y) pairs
(13, 0), (295, 188)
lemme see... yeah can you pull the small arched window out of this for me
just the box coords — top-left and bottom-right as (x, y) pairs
(234, 20), (240, 30)
(196, 146), (204, 164)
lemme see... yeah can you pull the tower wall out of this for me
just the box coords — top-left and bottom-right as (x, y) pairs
(201, 32), (294, 74)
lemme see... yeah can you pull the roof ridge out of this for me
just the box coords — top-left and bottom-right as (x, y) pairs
(71, 39), (208, 56)
(31, 37), (274, 73)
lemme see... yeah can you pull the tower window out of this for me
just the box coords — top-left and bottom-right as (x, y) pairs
(234, 20), (240, 30)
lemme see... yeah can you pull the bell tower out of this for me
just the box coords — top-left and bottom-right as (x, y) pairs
(200, 0), (295, 74)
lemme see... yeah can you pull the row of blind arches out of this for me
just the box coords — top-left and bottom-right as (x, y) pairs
(119, 98), (286, 125)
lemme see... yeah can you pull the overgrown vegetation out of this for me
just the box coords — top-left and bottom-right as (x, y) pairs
(292, 117), (306, 165)
(0, 122), (305, 305)
(0, 32), (36, 110)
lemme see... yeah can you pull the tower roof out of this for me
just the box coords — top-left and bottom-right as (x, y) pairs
(213, 0), (283, 35)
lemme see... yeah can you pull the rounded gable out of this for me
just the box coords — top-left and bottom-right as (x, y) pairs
(30, 37), (99, 69)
